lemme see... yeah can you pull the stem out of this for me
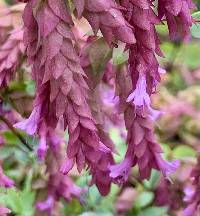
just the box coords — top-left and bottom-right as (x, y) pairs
(0, 115), (33, 151)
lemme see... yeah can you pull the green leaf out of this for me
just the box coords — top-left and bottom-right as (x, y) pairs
(143, 170), (160, 190)
(89, 38), (112, 83)
(173, 145), (196, 159)
(191, 12), (200, 38)
(112, 44), (128, 65)
(135, 191), (154, 208)
(138, 207), (168, 216)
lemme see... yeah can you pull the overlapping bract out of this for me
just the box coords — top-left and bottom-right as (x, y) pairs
(158, 0), (195, 41)
(0, 28), (25, 86)
(73, 0), (136, 45)
(0, 4), (25, 87)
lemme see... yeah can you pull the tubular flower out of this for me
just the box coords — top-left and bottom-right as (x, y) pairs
(73, 0), (136, 45)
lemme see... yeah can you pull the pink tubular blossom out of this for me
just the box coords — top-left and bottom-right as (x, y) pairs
(109, 157), (132, 184)
(126, 73), (150, 108)
(14, 105), (41, 135)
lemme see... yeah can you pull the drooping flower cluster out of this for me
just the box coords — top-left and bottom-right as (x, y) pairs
(73, 0), (136, 45)
(0, 4), (25, 87)
(13, 0), (130, 195)
(10, 0), (195, 197)
(182, 155), (200, 216)
(36, 123), (85, 215)
(158, 0), (195, 41)
(109, 67), (179, 183)
(79, 36), (118, 194)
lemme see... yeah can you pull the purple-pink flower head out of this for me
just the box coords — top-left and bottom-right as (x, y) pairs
(36, 195), (55, 216)
(14, 105), (41, 135)
(109, 157), (132, 185)
(126, 73), (150, 108)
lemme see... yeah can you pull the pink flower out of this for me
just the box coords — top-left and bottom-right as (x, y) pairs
(109, 157), (132, 184)
(14, 105), (41, 135)
(36, 195), (55, 216)
(126, 74), (150, 108)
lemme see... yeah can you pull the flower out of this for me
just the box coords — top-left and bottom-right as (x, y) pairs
(126, 73), (151, 108)
(14, 105), (41, 135)
(109, 157), (132, 184)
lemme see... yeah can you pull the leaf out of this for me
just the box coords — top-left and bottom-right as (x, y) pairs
(143, 170), (160, 190)
(138, 207), (168, 216)
(190, 12), (200, 39)
(173, 145), (196, 159)
(89, 38), (112, 83)
(112, 44), (128, 65)
(135, 191), (154, 208)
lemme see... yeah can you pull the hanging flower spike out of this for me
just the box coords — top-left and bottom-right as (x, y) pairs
(0, 4), (25, 87)
(110, 67), (179, 183)
(158, 0), (195, 41)
(36, 128), (85, 216)
(77, 34), (117, 195)
(15, 0), (115, 195)
(73, 0), (136, 46)
(182, 155), (200, 216)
